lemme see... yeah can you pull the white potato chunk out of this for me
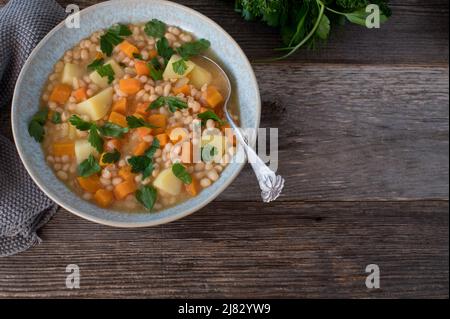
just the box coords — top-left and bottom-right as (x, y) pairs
(189, 64), (212, 89)
(89, 59), (124, 88)
(153, 168), (183, 196)
(75, 139), (98, 164)
(61, 63), (82, 85)
(75, 87), (113, 121)
(163, 55), (195, 80)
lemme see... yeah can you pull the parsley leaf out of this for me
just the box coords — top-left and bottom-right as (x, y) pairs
(176, 39), (210, 59)
(197, 110), (225, 126)
(144, 137), (160, 158)
(51, 111), (62, 124)
(78, 154), (101, 177)
(156, 37), (174, 65)
(69, 115), (92, 131)
(144, 19), (166, 38)
(128, 155), (154, 179)
(135, 185), (158, 211)
(149, 96), (188, 113)
(98, 122), (129, 138)
(96, 63), (115, 84)
(133, 52), (143, 60)
(87, 58), (104, 71)
(172, 163), (192, 185)
(28, 108), (49, 143)
(148, 57), (164, 81)
(126, 115), (158, 129)
(172, 58), (188, 75)
(88, 125), (103, 153)
(102, 149), (121, 164)
(100, 24), (132, 56)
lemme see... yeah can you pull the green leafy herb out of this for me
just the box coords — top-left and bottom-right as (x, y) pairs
(69, 115), (92, 131)
(128, 155), (154, 179)
(88, 125), (103, 153)
(197, 110), (225, 126)
(96, 63), (115, 84)
(156, 37), (174, 65)
(148, 57), (164, 81)
(144, 19), (166, 38)
(78, 154), (101, 177)
(126, 115), (158, 129)
(28, 108), (49, 142)
(100, 24), (132, 56)
(133, 52), (144, 60)
(144, 138), (160, 158)
(102, 149), (121, 164)
(98, 122), (129, 138)
(201, 145), (219, 162)
(172, 59), (188, 75)
(176, 39), (211, 60)
(149, 96), (188, 113)
(87, 58), (104, 71)
(235, 0), (391, 60)
(51, 111), (62, 124)
(172, 163), (192, 185)
(135, 185), (158, 211)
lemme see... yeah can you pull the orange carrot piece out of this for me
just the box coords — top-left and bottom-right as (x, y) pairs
(133, 141), (149, 156)
(114, 180), (137, 200)
(73, 87), (87, 103)
(172, 84), (190, 96)
(185, 176), (200, 196)
(95, 52), (103, 60)
(112, 98), (127, 115)
(148, 114), (167, 135)
(49, 84), (72, 104)
(109, 111), (127, 128)
(118, 166), (135, 182)
(155, 133), (169, 147)
(203, 86), (223, 108)
(119, 78), (141, 95)
(135, 103), (150, 116)
(77, 175), (101, 193)
(148, 49), (158, 59)
(117, 40), (139, 58)
(135, 60), (150, 76)
(136, 127), (152, 138)
(94, 189), (114, 208)
(52, 142), (75, 157)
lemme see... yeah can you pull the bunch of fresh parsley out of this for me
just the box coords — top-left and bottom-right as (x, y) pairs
(235, 0), (391, 59)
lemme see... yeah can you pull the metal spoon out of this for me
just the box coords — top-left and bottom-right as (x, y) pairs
(198, 56), (285, 202)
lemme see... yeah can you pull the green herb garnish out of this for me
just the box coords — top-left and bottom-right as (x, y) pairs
(102, 149), (121, 164)
(172, 163), (192, 185)
(28, 108), (49, 142)
(100, 24), (132, 56)
(127, 138), (160, 179)
(97, 122), (129, 138)
(96, 63), (115, 84)
(126, 115), (158, 129)
(148, 57), (164, 81)
(156, 37), (174, 65)
(69, 115), (92, 131)
(144, 137), (160, 158)
(51, 111), (62, 124)
(176, 39), (210, 60)
(88, 125), (103, 153)
(197, 110), (225, 126)
(144, 19), (166, 38)
(87, 58), (104, 71)
(135, 185), (158, 211)
(172, 59), (188, 75)
(201, 145), (219, 162)
(149, 96), (188, 113)
(133, 52), (144, 60)
(78, 154), (101, 177)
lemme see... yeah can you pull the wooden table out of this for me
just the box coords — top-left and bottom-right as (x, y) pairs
(0, 0), (448, 298)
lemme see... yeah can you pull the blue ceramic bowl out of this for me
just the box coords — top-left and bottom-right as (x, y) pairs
(11, 0), (260, 227)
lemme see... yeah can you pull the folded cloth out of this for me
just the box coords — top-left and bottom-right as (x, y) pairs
(0, 0), (66, 257)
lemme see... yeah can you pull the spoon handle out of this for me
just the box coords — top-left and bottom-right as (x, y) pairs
(226, 117), (285, 202)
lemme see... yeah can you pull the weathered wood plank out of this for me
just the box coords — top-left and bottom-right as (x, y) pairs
(48, 0), (449, 64)
(217, 64), (449, 201)
(0, 201), (447, 298)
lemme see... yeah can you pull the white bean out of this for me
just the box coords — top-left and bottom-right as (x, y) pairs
(200, 178), (211, 188)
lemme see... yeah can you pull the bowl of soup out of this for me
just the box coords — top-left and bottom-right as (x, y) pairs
(11, 0), (260, 227)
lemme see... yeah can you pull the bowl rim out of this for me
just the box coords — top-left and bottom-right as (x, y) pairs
(11, 0), (261, 228)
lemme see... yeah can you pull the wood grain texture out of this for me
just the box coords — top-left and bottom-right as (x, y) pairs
(0, 202), (448, 298)
(0, 0), (448, 299)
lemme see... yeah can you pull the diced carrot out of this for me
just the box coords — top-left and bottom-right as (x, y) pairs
(109, 111), (127, 128)
(135, 103), (150, 116)
(117, 40), (139, 58)
(112, 98), (127, 115)
(77, 175), (101, 193)
(119, 78), (142, 95)
(118, 166), (135, 182)
(203, 86), (223, 108)
(135, 60), (150, 76)
(49, 84), (72, 104)
(148, 114), (167, 135)
(133, 141), (149, 156)
(52, 142), (75, 157)
(105, 139), (121, 152)
(94, 189), (114, 208)
(114, 179), (137, 200)
(155, 133), (169, 147)
(73, 87), (87, 103)
(172, 84), (190, 96)
(148, 49), (158, 59)
(136, 127), (152, 138)
(181, 141), (192, 164)
(95, 52), (103, 60)
(185, 176), (200, 196)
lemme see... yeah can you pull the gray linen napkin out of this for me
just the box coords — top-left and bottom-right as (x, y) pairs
(0, 0), (66, 256)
